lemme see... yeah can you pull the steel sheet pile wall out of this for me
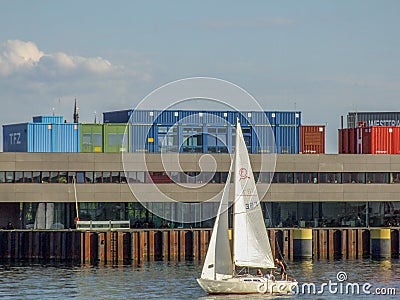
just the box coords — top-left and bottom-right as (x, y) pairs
(339, 126), (400, 154)
(300, 125), (325, 154)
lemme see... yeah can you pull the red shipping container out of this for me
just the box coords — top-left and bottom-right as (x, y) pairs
(300, 125), (325, 154)
(393, 127), (400, 154)
(371, 127), (393, 154)
(338, 128), (350, 154)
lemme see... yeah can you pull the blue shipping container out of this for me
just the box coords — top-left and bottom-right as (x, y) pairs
(3, 123), (29, 152)
(275, 125), (300, 154)
(32, 116), (63, 124)
(3, 123), (80, 152)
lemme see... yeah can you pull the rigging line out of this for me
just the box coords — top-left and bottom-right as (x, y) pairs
(263, 196), (286, 264)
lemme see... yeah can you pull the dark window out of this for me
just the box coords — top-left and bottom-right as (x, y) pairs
(15, 171), (23, 183)
(319, 172), (342, 184)
(41, 171), (50, 183)
(366, 172), (389, 184)
(95, 171), (103, 183)
(392, 172), (400, 184)
(343, 172), (365, 184)
(0, 171), (5, 183)
(67, 172), (75, 183)
(50, 171), (59, 183)
(103, 171), (111, 183)
(112, 171), (120, 183)
(273, 172), (294, 183)
(295, 172), (318, 184)
(23, 171), (33, 183)
(6, 171), (14, 183)
(33, 171), (41, 183)
(85, 172), (94, 183)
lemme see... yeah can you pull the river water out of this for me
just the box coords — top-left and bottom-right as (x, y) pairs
(0, 259), (399, 299)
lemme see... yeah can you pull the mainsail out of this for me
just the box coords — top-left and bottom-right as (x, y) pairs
(233, 121), (275, 269)
(201, 171), (233, 280)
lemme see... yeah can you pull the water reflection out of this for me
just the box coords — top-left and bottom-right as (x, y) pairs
(0, 259), (398, 299)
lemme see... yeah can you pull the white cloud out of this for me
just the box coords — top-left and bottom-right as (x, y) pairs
(0, 39), (113, 76)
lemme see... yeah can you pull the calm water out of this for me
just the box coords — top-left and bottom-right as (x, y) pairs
(0, 259), (399, 299)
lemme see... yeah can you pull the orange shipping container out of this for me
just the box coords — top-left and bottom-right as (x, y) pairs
(300, 125), (325, 154)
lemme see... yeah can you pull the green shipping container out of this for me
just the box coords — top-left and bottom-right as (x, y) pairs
(103, 124), (129, 152)
(80, 124), (103, 152)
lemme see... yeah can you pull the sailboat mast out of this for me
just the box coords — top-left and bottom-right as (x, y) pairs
(232, 118), (240, 275)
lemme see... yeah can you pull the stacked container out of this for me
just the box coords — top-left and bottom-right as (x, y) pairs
(339, 126), (400, 154)
(3, 116), (80, 152)
(104, 109), (301, 154)
(300, 125), (325, 154)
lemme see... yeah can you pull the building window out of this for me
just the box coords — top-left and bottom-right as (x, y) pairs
(181, 127), (203, 153)
(95, 171), (103, 183)
(295, 172), (318, 183)
(103, 171), (111, 183)
(15, 171), (23, 183)
(367, 172), (389, 184)
(33, 171), (41, 183)
(391, 172), (400, 183)
(319, 172), (342, 184)
(112, 171), (120, 183)
(0, 171), (5, 183)
(207, 127), (228, 153)
(272, 172), (294, 183)
(23, 171), (33, 183)
(158, 126), (178, 152)
(85, 172), (94, 183)
(41, 171), (50, 183)
(343, 172), (366, 184)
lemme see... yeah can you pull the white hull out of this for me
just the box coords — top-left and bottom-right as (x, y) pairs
(197, 276), (297, 295)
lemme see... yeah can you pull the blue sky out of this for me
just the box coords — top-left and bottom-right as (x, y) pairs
(0, 1), (399, 152)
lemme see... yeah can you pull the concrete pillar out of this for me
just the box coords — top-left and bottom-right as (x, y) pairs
(370, 229), (391, 258)
(293, 229), (312, 258)
(34, 203), (46, 229)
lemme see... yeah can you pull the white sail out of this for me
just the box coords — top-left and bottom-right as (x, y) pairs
(233, 121), (275, 269)
(201, 171), (233, 280)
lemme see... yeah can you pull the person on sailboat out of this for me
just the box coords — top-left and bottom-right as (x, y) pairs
(275, 258), (287, 280)
(264, 270), (275, 281)
(257, 269), (263, 277)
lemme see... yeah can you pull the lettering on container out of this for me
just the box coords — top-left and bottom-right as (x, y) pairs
(9, 132), (21, 145)
(368, 120), (400, 127)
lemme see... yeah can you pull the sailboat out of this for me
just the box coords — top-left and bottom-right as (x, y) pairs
(197, 120), (297, 294)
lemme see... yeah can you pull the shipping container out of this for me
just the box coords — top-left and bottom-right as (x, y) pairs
(339, 126), (400, 154)
(3, 122), (80, 152)
(3, 123), (30, 152)
(103, 124), (129, 152)
(32, 115), (63, 124)
(275, 125), (300, 154)
(363, 127), (394, 154)
(80, 124), (103, 152)
(393, 127), (400, 154)
(347, 112), (400, 128)
(300, 125), (325, 154)
(130, 110), (156, 124)
(179, 110), (202, 125)
(276, 111), (301, 126)
(252, 125), (276, 153)
(338, 128), (357, 154)
(129, 124), (155, 152)
(103, 109), (132, 123)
